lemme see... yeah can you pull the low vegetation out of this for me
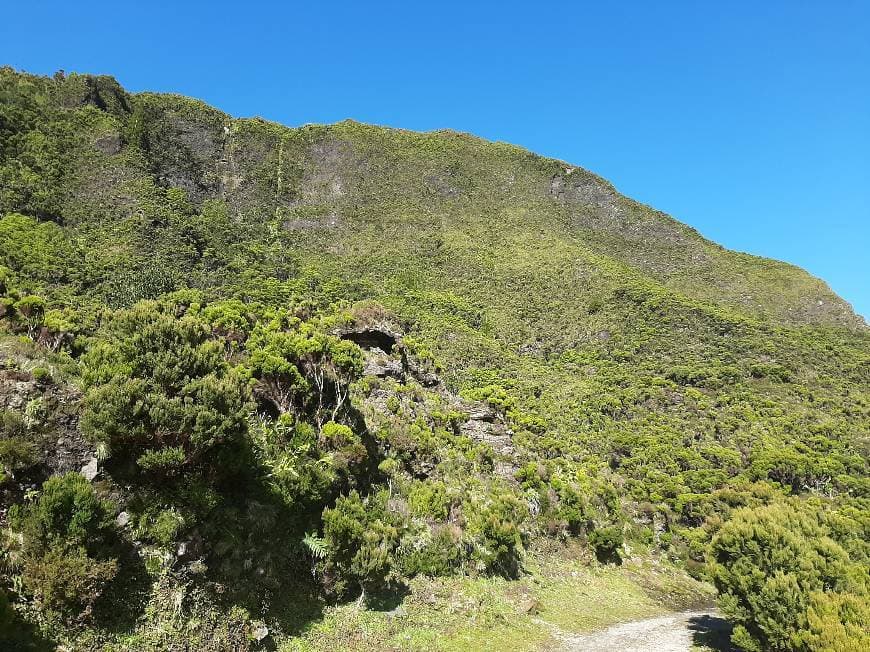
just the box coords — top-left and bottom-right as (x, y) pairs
(0, 67), (867, 650)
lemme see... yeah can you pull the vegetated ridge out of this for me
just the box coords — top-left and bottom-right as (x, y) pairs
(0, 67), (867, 651)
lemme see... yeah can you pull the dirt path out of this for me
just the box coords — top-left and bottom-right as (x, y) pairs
(551, 610), (732, 652)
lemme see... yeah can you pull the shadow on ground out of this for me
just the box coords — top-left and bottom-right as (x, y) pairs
(365, 582), (411, 613)
(689, 613), (734, 651)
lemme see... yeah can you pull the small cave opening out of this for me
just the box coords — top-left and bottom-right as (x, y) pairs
(340, 329), (398, 353)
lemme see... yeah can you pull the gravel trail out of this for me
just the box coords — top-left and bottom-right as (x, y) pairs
(549, 610), (732, 651)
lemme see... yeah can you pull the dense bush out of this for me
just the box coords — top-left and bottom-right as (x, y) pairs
(80, 302), (250, 478)
(466, 492), (526, 577)
(588, 525), (624, 564)
(0, 409), (36, 483)
(321, 490), (399, 599)
(0, 213), (80, 287)
(245, 311), (363, 427)
(8, 473), (119, 616)
(709, 500), (869, 651)
(398, 524), (463, 576)
(250, 413), (338, 509)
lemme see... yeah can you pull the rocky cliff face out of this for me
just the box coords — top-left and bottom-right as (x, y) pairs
(342, 322), (519, 480)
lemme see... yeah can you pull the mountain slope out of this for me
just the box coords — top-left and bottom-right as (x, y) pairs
(0, 68), (868, 651)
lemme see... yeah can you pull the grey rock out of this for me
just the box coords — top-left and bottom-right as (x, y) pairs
(467, 404), (497, 422)
(252, 623), (269, 642)
(81, 457), (99, 481)
(176, 536), (203, 562)
(416, 371), (440, 387)
(385, 605), (407, 619)
(115, 511), (131, 528)
(364, 356), (404, 379)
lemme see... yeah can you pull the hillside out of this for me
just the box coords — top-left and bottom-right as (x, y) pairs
(0, 68), (868, 651)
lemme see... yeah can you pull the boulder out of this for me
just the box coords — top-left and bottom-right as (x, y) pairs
(81, 456), (99, 481)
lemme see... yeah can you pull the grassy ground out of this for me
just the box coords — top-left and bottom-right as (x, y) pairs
(281, 546), (715, 651)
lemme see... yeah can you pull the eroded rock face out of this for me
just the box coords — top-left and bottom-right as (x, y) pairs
(0, 367), (92, 479)
(35, 68), (861, 330)
(460, 414), (514, 458)
(550, 171), (622, 219)
(93, 132), (122, 155)
(549, 168), (695, 251)
(363, 353), (404, 380)
(340, 325), (407, 382)
(349, 323), (519, 479)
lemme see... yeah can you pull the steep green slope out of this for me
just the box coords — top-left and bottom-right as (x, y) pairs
(1, 68), (868, 651)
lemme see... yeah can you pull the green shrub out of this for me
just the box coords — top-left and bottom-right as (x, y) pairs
(408, 480), (450, 521)
(81, 302), (250, 480)
(709, 500), (868, 651)
(320, 421), (366, 468)
(400, 524), (463, 576)
(588, 525), (624, 564)
(800, 591), (870, 652)
(250, 414), (338, 507)
(19, 544), (118, 617)
(467, 492), (525, 577)
(9, 473), (118, 616)
(245, 312), (363, 426)
(30, 366), (50, 382)
(321, 491), (399, 598)
(0, 213), (79, 284)
(136, 446), (186, 474)
(147, 508), (186, 546)
(0, 409), (36, 482)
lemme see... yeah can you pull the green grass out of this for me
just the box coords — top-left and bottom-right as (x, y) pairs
(280, 549), (713, 651)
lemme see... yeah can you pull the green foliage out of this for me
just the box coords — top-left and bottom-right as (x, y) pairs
(250, 413), (337, 508)
(588, 526), (624, 564)
(140, 508), (186, 547)
(10, 472), (114, 554)
(8, 473), (118, 616)
(321, 491), (399, 598)
(399, 524), (463, 576)
(100, 261), (181, 308)
(0, 67), (868, 646)
(408, 480), (450, 521)
(319, 420), (366, 469)
(245, 311), (363, 426)
(0, 409), (36, 482)
(0, 213), (80, 287)
(466, 492), (526, 577)
(709, 500), (869, 651)
(80, 301), (250, 478)
(18, 544), (118, 618)
(800, 591), (870, 652)
(30, 365), (51, 382)
(302, 531), (328, 559)
(136, 446), (186, 473)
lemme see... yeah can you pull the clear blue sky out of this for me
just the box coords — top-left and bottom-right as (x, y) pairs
(3, 1), (868, 317)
